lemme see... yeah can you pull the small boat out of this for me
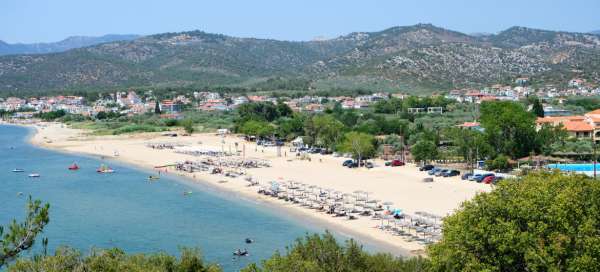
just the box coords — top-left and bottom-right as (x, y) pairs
(68, 163), (80, 170)
(183, 191), (193, 196)
(28, 173), (41, 178)
(147, 175), (160, 181)
(233, 249), (249, 256)
(245, 238), (254, 244)
(96, 164), (115, 174)
(12, 168), (25, 173)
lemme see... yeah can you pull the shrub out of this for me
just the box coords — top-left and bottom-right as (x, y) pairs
(428, 172), (600, 271)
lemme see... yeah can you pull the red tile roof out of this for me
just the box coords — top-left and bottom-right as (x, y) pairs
(564, 121), (593, 132)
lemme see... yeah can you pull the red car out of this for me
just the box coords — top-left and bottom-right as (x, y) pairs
(390, 160), (405, 167)
(482, 175), (495, 184)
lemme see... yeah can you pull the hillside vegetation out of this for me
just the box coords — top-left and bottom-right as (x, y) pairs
(1, 24), (600, 95)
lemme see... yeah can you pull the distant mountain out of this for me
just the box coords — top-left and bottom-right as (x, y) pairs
(1, 25), (599, 95)
(591, 30), (600, 35)
(0, 34), (140, 56)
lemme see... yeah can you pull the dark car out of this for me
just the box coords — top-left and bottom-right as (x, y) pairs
(342, 160), (354, 167)
(474, 173), (494, 183)
(320, 149), (332, 155)
(390, 160), (405, 167)
(443, 170), (461, 177)
(419, 164), (434, 171)
(461, 173), (473, 180)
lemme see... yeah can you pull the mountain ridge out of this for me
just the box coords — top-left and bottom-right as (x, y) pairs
(0, 34), (140, 56)
(1, 25), (599, 95)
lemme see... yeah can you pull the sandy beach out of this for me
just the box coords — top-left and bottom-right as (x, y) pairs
(25, 122), (492, 256)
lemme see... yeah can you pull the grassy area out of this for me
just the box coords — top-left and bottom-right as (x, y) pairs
(64, 111), (235, 135)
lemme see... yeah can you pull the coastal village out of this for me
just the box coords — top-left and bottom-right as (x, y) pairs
(2, 77), (600, 144)
(2, 78), (600, 115)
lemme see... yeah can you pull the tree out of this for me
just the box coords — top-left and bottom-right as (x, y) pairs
(480, 101), (537, 159)
(536, 123), (568, 155)
(338, 132), (375, 164)
(1, 197), (50, 268)
(243, 232), (430, 272)
(181, 119), (195, 134)
(411, 140), (438, 163)
(240, 120), (275, 138)
(448, 128), (493, 166)
(9, 247), (221, 272)
(429, 172), (600, 271)
(485, 154), (510, 171)
(275, 102), (293, 118)
(275, 114), (305, 141)
(531, 97), (545, 117)
(312, 115), (346, 150)
(154, 100), (161, 114)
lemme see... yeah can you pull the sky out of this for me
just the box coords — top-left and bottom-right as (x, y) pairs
(2, 0), (600, 43)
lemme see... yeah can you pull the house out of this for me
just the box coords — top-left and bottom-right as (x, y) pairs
(160, 100), (183, 113)
(515, 77), (530, 85)
(568, 78), (585, 88)
(458, 122), (484, 132)
(233, 96), (249, 106)
(536, 109), (600, 143)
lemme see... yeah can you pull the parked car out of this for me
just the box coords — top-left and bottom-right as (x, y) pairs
(443, 170), (461, 177)
(482, 175), (495, 184)
(428, 168), (442, 176)
(435, 169), (448, 177)
(342, 160), (354, 167)
(390, 160), (405, 167)
(419, 164), (434, 171)
(320, 149), (332, 155)
(474, 173), (495, 183)
(365, 162), (374, 169)
(468, 174), (481, 181)
(461, 173), (473, 180)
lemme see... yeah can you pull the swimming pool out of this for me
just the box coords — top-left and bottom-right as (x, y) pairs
(546, 163), (599, 176)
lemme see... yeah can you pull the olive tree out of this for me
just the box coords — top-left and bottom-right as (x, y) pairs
(338, 132), (375, 165)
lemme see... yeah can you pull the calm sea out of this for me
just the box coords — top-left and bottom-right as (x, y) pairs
(0, 125), (325, 271)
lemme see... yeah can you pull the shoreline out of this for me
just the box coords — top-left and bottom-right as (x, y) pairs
(17, 122), (492, 257)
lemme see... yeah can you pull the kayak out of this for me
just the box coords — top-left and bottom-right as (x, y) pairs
(28, 173), (41, 178)
(12, 169), (25, 173)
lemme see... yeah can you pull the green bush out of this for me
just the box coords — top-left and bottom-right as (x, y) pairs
(8, 247), (220, 272)
(243, 232), (430, 272)
(428, 172), (600, 271)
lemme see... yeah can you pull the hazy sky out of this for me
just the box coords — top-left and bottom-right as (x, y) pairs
(2, 0), (599, 43)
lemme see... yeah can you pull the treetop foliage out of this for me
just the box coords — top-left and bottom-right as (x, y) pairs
(428, 172), (600, 271)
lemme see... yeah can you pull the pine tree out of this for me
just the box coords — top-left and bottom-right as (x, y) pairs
(154, 100), (161, 114)
(532, 98), (544, 117)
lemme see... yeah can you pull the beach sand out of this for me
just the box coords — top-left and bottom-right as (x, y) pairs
(27, 122), (492, 256)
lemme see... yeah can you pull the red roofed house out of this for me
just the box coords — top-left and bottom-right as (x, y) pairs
(536, 109), (600, 143)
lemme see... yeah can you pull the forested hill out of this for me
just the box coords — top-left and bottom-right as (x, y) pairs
(1, 24), (599, 95)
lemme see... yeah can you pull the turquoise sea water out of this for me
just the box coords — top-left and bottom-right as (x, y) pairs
(0, 125), (323, 271)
